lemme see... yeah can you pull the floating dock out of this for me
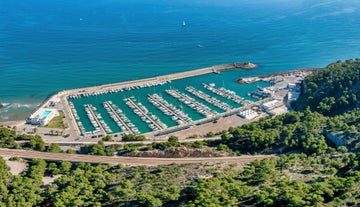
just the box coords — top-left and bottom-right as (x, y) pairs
(125, 97), (167, 131)
(202, 83), (244, 105)
(166, 89), (217, 117)
(185, 86), (232, 112)
(84, 104), (106, 135)
(103, 101), (133, 134)
(104, 101), (140, 134)
(148, 93), (191, 125)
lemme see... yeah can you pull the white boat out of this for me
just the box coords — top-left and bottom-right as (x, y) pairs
(182, 20), (186, 27)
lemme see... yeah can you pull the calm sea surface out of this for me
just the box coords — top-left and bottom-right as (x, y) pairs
(1, 0), (360, 121)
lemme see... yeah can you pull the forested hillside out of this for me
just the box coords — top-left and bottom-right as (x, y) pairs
(293, 59), (360, 115)
(217, 108), (360, 154)
(1, 151), (360, 206)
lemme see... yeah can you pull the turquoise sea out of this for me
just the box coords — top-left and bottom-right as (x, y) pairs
(1, 0), (360, 121)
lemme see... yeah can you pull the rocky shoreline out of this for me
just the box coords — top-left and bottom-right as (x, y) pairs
(234, 62), (258, 69)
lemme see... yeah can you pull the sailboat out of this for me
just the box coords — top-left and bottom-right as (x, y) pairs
(182, 20), (186, 27)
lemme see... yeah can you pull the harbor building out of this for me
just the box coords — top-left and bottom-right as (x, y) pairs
(286, 82), (301, 105)
(238, 109), (258, 119)
(260, 99), (282, 112)
(287, 91), (300, 105)
(26, 108), (58, 125)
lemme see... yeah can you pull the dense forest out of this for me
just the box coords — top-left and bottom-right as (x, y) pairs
(218, 108), (360, 155)
(293, 58), (360, 115)
(1, 150), (360, 206)
(1, 59), (360, 206)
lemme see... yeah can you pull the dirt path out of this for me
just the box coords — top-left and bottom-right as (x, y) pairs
(0, 148), (273, 166)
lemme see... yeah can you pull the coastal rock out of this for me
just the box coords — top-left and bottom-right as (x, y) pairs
(0, 103), (3, 108)
(234, 62), (258, 69)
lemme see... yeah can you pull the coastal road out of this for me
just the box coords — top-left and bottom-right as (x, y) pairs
(0, 148), (273, 166)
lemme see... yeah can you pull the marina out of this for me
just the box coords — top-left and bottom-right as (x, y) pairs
(65, 74), (264, 137)
(22, 62), (315, 139)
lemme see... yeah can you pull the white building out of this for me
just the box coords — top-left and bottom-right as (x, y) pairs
(26, 108), (58, 125)
(260, 99), (282, 111)
(287, 83), (296, 90)
(287, 91), (300, 105)
(238, 109), (258, 119)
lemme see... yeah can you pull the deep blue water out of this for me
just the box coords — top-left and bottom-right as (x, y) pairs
(1, 0), (360, 121)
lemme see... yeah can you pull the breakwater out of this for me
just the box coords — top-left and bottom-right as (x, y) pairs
(62, 62), (256, 97)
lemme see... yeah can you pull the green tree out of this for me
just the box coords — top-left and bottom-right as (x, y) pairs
(168, 136), (179, 146)
(47, 143), (61, 153)
(29, 135), (45, 151)
(102, 135), (113, 141)
(48, 162), (60, 175)
(60, 161), (72, 175)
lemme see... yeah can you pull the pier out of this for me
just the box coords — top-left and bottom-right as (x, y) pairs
(103, 101), (133, 135)
(148, 94), (190, 125)
(202, 83), (244, 105)
(125, 98), (166, 131)
(84, 104), (106, 135)
(185, 86), (232, 112)
(166, 89), (217, 117)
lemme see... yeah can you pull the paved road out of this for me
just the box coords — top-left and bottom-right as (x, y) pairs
(0, 148), (273, 166)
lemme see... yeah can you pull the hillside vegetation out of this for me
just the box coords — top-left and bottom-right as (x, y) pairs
(1, 151), (360, 206)
(293, 59), (360, 115)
